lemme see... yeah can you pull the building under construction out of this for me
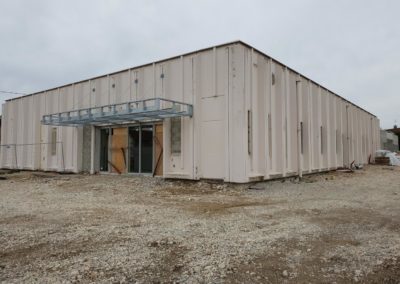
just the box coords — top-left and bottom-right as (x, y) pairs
(0, 41), (380, 182)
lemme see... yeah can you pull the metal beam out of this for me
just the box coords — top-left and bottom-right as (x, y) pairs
(42, 98), (193, 126)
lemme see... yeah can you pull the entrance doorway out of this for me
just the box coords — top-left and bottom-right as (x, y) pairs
(99, 128), (109, 171)
(140, 125), (153, 173)
(99, 124), (162, 175)
(128, 126), (140, 173)
(128, 125), (154, 174)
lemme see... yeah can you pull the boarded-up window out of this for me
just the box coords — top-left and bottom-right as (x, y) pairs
(51, 128), (57, 156)
(171, 117), (181, 154)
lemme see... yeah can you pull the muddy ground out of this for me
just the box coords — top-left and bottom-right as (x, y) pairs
(0, 165), (399, 283)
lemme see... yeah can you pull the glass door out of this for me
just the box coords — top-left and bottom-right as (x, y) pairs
(128, 125), (153, 174)
(128, 126), (140, 173)
(100, 128), (109, 171)
(141, 125), (153, 173)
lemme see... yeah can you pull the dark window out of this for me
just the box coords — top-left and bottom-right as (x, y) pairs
(51, 128), (57, 155)
(100, 128), (109, 171)
(171, 118), (181, 154)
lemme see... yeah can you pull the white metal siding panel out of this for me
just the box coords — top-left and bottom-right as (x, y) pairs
(301, 78), (310, 171)
(197, 49), (227, 179)
(109, 76), (116, 104)
(311, 83), (320, 170)
(16, 99), (24, 168)
(163, 55), (196, 178)
(39, 92), (47, 170)
(32, 93), (41, 169)
(163, 59), (181, 101)
(182, 56), (195, 178)
(0, 103), (13, 168)
(139, 65), (154, 100)
(287, 71), (298, 173)
(0, 104), (6, 167)
(110, 72), (130, 111)
(252, 52), (267, 178)
(321, 89), (328, 169)
(24, 95), (34, 169)
(335, 98), (343, 166)
(274, 64), (285, 175)
(328, 93), (336, 169)
(59, 85), (78, 172)
(228, 44), (246, 182)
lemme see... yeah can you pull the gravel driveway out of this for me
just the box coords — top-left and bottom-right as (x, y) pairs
(0, 165), (399, 283)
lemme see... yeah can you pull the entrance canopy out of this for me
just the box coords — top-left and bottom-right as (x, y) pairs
(42, 98), (193, 126)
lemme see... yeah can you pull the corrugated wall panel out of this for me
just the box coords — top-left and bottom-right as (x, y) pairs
(328, 93), (336, 169)
(0, 103), (13, 168)
(301, 77), (310, 171)
(32, 93), (41, 169)
(287, 71), (298, 173)
(182, 56), (195, 178)
(163, 59), (181, 101)
(264, 59), (272, 176)
(321, 89), (329, 169)
(335, 98), (343, 166)
(16, 99), (23, 168)
(228, 44), (246, 182)
(23, 95), (34, 169)
(59, 85), (77, 171)
(271, 62), (284, 175)
(311, 83), (320, 170)
(39, 92), (47, 170)
(252, 52), (267, 177)
(198, 49), (226, 179)
(139, 65), (154, 100)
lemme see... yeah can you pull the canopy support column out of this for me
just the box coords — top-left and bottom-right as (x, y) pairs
(90, 125), (95, 174)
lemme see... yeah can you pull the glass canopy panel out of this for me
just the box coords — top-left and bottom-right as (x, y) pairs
(41, 98), (193, 126)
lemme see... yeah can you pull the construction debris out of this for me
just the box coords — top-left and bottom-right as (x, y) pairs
(375, 150), (400, 166)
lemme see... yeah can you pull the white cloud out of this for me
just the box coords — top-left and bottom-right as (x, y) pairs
(0, 0), (398, 128)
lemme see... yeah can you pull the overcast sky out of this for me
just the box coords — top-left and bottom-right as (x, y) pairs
(0, 0), (398, 128)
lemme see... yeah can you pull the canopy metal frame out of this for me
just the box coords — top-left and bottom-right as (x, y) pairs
(41, 98), (193, 126)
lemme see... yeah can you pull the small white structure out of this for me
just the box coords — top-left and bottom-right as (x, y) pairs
(380, 130), (399, 152)
(0, 41), (380, 182)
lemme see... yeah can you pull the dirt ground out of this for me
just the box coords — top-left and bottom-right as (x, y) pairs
(0, 165), (399, 284)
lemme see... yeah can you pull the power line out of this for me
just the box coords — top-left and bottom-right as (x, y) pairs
(0, 90), (28, 96)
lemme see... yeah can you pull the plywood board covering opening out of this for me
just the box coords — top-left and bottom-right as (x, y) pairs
(111, 127), (127, 174)
(154, 124), (163, 176)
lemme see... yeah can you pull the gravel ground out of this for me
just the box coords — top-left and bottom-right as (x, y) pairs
(0, 165), (399, 283)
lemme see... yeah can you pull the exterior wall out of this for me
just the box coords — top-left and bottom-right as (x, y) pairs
(0, 42), (380, 182)
(246, 47), (380, 181)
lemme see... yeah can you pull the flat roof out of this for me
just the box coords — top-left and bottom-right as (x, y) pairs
(6, 40), (376, 117)
(386, 128), (400, 135)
